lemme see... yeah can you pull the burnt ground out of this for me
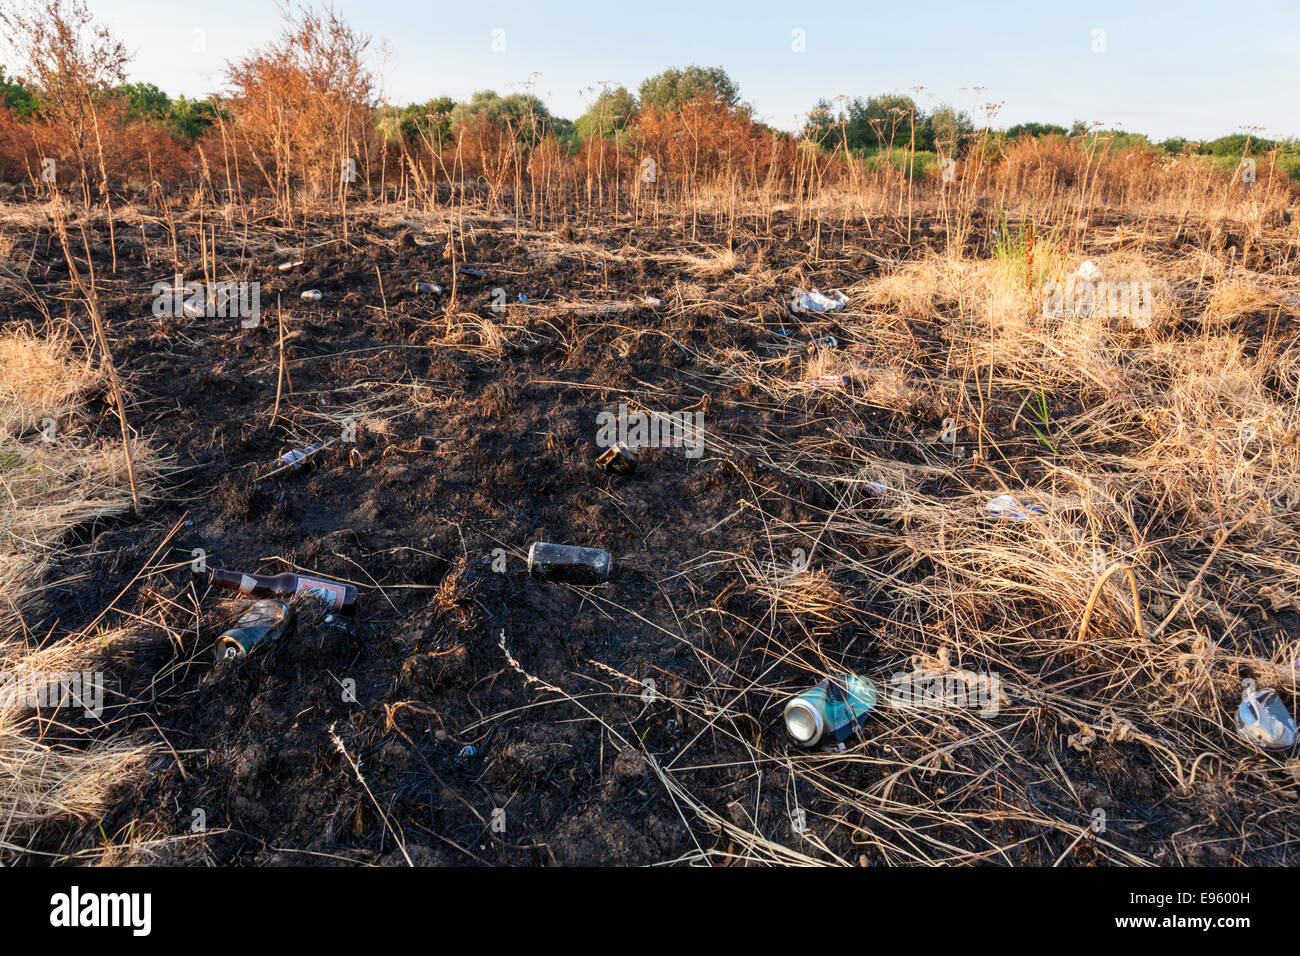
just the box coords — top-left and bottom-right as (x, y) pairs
(4, 196), (1296, 865)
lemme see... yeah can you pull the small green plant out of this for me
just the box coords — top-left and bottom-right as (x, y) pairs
(1024, 389), (1055, 452)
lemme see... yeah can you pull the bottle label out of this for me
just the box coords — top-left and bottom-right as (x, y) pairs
(239, 574), (258, 593)
(295, 577), (345, 610)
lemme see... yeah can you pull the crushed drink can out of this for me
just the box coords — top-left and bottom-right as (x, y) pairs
(814, 374), (851, 387)
(808, 335), (838, 352)
(644, 296), (665, 307)
(216, 599), (293, 659)
(277, 443), (323, 472)
(1237, 688), (1298, 750)
(784, 674), (877, 747)
(458, 268), (487, 278)
(300, 289), (322, 301)
(415, 281), (442, 294)
(278, 259), (304, 272)
(596, 442), (638, 476)
(986, 494), (1045, 522)
(865, 478), (889, 498)
(527, 542), (612, 585)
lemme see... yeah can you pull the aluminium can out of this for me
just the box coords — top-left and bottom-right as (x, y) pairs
(784, 674), (877, 747)
(527, 542), (612, 585)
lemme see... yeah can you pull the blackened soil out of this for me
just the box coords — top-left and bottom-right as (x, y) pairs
(5, 199), (1294, 865)
(9, 202), (915, 865)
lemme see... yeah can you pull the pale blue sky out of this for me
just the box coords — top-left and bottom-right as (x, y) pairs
(15, 0), (1300, 140)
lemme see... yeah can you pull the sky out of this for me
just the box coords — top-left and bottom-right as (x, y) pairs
(14, 0), (1300, 141)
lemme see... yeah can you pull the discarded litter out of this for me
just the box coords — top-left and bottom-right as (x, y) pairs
(865, 478), (889, 498)
(518, 293), (528, 302)
(457, 745), (477, 759)
(276, 443), (324, 472)
(784, 674), (877, 747)
(206, 567), (358, 613)
(300, 289), (322, 302)
(323, 613), (348, 631)
(216, 599), (293, 659)
(527, 542), (612, 585)
(414, 281), (442, 294)
(1236, 687), (1298, 750)
(457, 268), (486, 278)
(596, 442), (638, 476)
(986, 494), (1045, 522)
(794, 290), (849, 314)
(644, 296), (665, 307)
(277, 260), (304, 272)
(814, 374), (851, 387)
(808, 335), (838, 351)
(1076, 260), (1100, 281)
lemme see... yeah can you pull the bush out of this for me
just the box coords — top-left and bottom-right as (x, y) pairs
(0, 67), (38, 117)
(224, 3), (377, 197)
(638, 66), (738, 114)
(574, 86), (637, 143)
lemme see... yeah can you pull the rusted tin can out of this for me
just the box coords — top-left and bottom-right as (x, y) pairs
(527, 542), (612, 585)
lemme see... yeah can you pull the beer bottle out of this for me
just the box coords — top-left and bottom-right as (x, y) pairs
(205, 568), (357, 614)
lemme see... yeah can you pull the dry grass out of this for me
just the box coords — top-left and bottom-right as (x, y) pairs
(0, 328), (100, 436)
(637, 231), (1300, 865)
(0, 330), (160, 857)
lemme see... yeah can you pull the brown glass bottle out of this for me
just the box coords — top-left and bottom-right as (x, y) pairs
(206, 568), (358, 614)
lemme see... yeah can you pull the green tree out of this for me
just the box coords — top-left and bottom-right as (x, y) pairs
(803, 97), (839, 146)
(1004, 121), (1067, 139)
(0, 65), (38, 116)
(1086, 129), (1153, 152)
(843, 94), (918, 151)
(118, 80), (170, 120)
(638, 65), (739, 113)
(1206, 133), (1275, 156)
(926, 103), (974, 153)
(573, 85), (637, 141)
(167, 95), (219, 140)
(450, 89), (554, 141)
(379, 96), (455, 144)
